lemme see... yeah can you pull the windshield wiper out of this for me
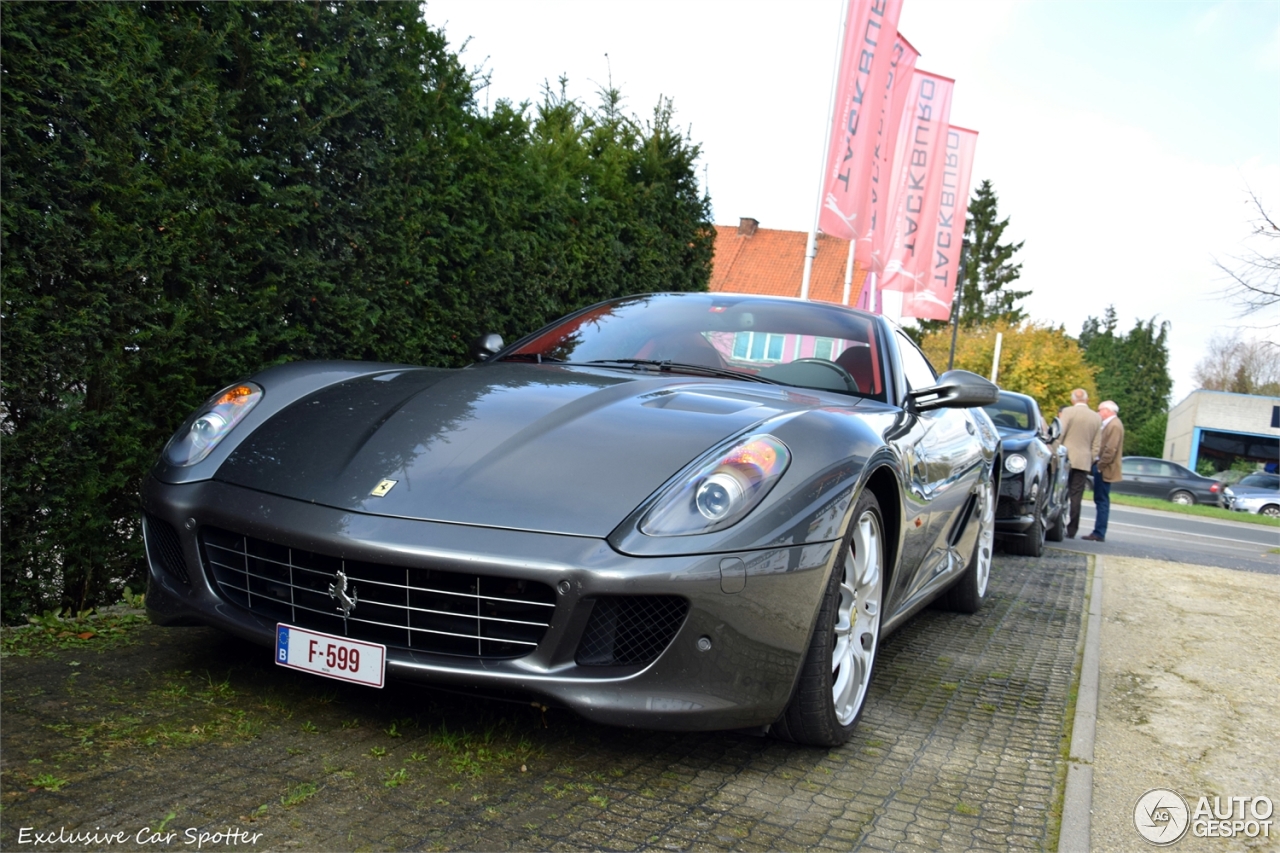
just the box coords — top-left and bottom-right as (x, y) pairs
(496, 353), (565, 363)
(576, 359), (782, 385)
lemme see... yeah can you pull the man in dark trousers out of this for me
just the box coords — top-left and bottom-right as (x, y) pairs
(1084, 401), (1125, 542)
(1059, 388), (1101, 539)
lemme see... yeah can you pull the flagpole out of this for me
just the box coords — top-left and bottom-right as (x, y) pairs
(801, 0), (850, 301)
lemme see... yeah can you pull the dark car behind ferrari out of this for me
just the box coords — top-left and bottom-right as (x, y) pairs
(1112, 457), (1224, 505)
(981, 390), (1068, 556)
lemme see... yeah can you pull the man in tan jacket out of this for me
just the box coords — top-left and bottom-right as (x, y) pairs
(1059, 388), (1101, 538)
(1083, 400), (1125, 542)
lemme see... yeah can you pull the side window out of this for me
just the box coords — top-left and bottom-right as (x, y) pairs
(894, 331), (938, 391)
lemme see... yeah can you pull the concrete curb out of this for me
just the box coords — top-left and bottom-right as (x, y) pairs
(1060, 555), (1103, 852)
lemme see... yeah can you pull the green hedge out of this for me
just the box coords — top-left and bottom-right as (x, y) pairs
(0, 1), (713, 623)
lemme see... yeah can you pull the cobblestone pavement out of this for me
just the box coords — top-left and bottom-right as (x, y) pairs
(1, 552), (1086, 852)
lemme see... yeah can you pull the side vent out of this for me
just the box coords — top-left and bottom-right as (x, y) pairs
(144, 513), (190, 584)
(575, 596), (688, 667)
(947, 493), (979, 548)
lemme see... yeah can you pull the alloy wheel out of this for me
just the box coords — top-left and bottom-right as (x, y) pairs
(832, 508), (883, 726)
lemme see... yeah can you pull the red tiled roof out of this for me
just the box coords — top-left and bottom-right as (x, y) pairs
(709, 221), (867, 306)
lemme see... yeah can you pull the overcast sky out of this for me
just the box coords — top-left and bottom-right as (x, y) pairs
(423, 0), (1280, 405)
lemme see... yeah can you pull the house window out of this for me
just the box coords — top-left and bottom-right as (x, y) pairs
(732, 332), (787, 363)
(813, 337), (837, 361)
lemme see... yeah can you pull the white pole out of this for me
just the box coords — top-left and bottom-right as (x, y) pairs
(801, 0), (850, 301)
(991, 332), (1003, 384)
(841, 239), (855, 305)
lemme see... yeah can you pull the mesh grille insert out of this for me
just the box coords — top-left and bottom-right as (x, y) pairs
(144, 513), (189, 584)
(199, 527), (555, 659)
(576, 596), (688, 667)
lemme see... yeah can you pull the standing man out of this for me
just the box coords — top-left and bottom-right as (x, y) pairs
(1084, 401), (1124, 542)
(1059, 388), (1101, 539)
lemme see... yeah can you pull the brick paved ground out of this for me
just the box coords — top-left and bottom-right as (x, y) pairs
(1, 551), (1086, 852)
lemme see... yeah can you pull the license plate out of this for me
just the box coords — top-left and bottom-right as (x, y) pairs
(275, 624), (385, 688)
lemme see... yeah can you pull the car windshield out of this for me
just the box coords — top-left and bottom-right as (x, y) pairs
(1237, 473), (1279, 490)
(982, 394), (1034, 431)
(503, 293), (887, 400)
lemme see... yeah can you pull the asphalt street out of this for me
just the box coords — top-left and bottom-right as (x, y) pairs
(1055, 503), (1279, 574)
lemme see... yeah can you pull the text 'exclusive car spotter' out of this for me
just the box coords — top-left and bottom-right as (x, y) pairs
(143, 293), (999, 746)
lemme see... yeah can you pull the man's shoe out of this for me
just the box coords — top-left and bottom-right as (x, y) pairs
(1067, 532), (1076, 539)
(1082, 533), (1104, 542)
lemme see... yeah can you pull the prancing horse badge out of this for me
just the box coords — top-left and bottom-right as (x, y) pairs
(370, 479), (397, 497)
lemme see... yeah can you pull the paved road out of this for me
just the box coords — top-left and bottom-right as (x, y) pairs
(1056, 503), (1279, 574)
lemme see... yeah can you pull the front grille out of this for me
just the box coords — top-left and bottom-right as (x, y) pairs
(144, 514), (189, 584)
(200, 528), (555, 659)
(999, 473), (1023, 499)
(996, 495), (1021, 519)
(575, 596), (688, 667)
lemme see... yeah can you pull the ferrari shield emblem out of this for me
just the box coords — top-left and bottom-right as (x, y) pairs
(370, 479), (397, 497)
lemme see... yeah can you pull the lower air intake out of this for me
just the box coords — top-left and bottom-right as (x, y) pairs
(575, 595), (688, 667)
(144, 513), (190, 584)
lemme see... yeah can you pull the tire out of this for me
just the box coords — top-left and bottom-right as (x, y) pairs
(1261, 505), (1280, 518)
(1045, 505), (1065, 542)
(939, 477), (994, 614)
(1170, 490), (1195, 506)
(773, 490), (884, 747)
(1013, 505), (1045, 557)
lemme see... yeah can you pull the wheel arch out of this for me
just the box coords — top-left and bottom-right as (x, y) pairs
(861, 464), (902, 594)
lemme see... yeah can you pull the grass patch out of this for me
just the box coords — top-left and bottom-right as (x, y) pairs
(2, 607), (149, 658)
(281, 781), (318, 807)
(1087, 491), (1279, 526)
(29, 773), (69, 792)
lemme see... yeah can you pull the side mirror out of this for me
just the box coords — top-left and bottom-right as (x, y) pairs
(470, 333), (504, 362)
(1046, 417), (1063, 442)
(907, 370), (999, 412)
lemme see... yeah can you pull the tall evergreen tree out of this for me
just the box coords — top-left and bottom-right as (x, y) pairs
(913, 179), (1028, 342)
(957, 180), (1029, 325)
(1079, 307), (1173, 454)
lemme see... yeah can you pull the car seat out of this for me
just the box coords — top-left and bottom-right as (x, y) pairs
(834, 345), (875, 393)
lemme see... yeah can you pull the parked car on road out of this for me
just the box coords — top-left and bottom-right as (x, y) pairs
(1112, 457), (1224, 505)
(981, 390), (1068, 557)
(1224, 473), (1280, 517)
(143, 292), (1000, 747)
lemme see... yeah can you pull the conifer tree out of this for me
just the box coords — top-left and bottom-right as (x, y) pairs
(913, 180), (1028, 341)
(1079, 307), (1173, 454)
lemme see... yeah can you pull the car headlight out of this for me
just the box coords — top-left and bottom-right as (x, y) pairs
(641, 434), (791, 536)
(162, 382), (263, 466)
(1004, 453), (1027, 474)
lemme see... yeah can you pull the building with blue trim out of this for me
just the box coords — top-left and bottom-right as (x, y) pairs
(1164, 389), (1280, 472)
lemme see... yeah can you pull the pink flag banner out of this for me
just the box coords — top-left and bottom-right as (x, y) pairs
(817, 0), (905, 242)
(901, 126), (978, 321)
(859, 33), (919, 273)
(878, 70), (954, 293)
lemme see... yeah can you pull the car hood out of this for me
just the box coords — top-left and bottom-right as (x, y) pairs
(994, 430), (1037, 451)
(1227, 485), (1278, 498)
(216, 363), (831, 536)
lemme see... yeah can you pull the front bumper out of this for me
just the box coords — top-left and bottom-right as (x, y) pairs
(994, 474), (1037, 536)
(142, 478), (837, 732)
